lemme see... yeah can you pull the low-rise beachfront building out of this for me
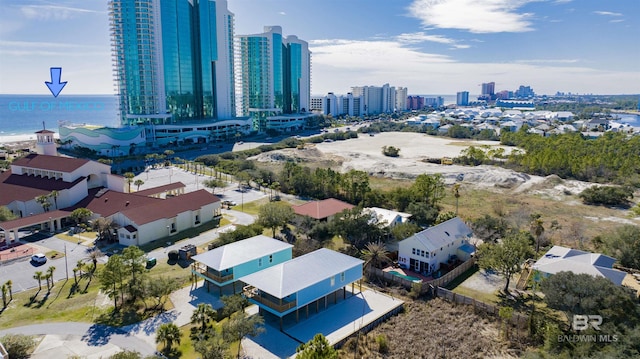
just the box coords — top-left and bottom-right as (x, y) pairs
(241, 248), (364, 329)
(191, 235), (293, 295)
(0, 130), (221, 247)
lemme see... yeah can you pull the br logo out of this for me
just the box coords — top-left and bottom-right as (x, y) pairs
(572, 315), (602, 331)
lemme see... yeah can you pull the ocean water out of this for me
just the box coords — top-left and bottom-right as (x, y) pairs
(0, 94), (638, 137)
(0, 94), (120, 137)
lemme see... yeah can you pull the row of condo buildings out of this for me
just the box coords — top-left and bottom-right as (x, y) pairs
(456, 84), (536, 106)
(60, 0), (543, 154)
(63, 0), (315, 154)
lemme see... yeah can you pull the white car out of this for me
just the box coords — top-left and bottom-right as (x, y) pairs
(31, 253), (47, 264)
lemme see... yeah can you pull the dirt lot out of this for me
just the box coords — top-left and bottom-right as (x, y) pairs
(250, 132), (640, 241)
(250, 132), (595, 193)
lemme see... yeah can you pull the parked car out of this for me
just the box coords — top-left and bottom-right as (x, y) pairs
(31, 253), (47, 264)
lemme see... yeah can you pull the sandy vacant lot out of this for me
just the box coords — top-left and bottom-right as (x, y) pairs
(252, 132), (539, 188)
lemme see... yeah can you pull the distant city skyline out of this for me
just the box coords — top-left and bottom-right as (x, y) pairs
(0, 0), (638, 96)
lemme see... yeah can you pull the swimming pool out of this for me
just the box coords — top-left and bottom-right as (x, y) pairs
(388, 270), (422, 282)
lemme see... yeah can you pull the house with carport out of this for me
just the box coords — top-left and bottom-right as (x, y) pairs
(191, 235), (293, 295)
(241, 248), (364, 330)
(397, 217), (475, 276)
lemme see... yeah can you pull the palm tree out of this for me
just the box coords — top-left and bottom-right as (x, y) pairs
(36, 194), (51, 212)
(6, 280), (12, 302)
(156, 322), (181, 353)
(49, 190), (59, 210)
(134, 179), (144, 191)
(191, 303), (217, 334)
(73, 260), (84, 285)
(87, 249), (103, 273)
(452, 183), (461, 215)
(34, 271), (43, 290)
(124, 172), (135, 193)
(46, 266), (56, 289)
(530, 214), (545, 254)
(362, 241), (391, 273)
(1, 284), (7, 308)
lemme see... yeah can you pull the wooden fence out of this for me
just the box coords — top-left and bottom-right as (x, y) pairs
(435, 287), (528, 329)
(367, 258), (477, 294)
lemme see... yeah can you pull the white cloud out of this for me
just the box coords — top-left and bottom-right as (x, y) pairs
(20, 5), (98, 20)
(407, 0), (536, 33)
(308, 38), (639, 95)
(516, 59), (579, 64)
(0, 40), (107, 56)
(278, 11), (286, 15)
(396, 32), (457, 45)
(396, 32), (471, 50)
(593, 11), (623, 17)
(609, 19), (624, 23)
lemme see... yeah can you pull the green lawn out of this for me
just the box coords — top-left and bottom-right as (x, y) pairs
(0, 277), (103, 329)
(451, 286), (500, 304)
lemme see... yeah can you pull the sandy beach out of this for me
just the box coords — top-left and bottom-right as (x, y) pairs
(0, 132), (60, 151)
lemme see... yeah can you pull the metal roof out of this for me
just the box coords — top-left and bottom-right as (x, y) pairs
(239, 248), (364, 299)
(533, 245), (626, 285)
(191, 235), (292, 271)
(403, 217), (473, 252)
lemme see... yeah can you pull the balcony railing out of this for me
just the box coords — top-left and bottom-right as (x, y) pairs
(243, 286), (296, 313)
(193, 266), (234, 283)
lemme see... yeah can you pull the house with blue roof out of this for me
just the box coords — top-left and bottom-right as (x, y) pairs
(240, 248), (364, 330)
(397, 217), (475, 276)
(191, 235), (293, 295)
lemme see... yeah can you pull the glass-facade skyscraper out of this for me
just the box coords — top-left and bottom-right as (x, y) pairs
(236, 26), (310, 130)
(109, 0), (235, 126)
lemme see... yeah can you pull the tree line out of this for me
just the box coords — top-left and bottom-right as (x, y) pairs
(499, 129), (640, 185)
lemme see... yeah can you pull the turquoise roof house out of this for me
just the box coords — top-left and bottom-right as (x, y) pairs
(240, 248), (364, 329)
(191, 235), (293, 295)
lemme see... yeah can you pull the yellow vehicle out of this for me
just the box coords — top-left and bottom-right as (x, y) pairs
(441, 157), (453, 165)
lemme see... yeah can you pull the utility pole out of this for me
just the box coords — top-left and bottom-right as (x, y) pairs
(64, 244), (69, 280)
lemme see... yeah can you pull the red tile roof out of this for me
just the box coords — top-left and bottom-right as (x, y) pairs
(0, 171), (85, 205)
(292, 198), (354, 220)
(70, 188), (161, 218)
(12, 154), (89, 173)
(0, 210), (70, 230)
(119, 189), (220, 225)
(135, 182), (186, 197)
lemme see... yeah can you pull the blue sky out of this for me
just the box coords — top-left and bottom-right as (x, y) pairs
(1, 0), (638, 96)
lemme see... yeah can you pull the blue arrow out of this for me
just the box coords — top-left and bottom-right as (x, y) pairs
(45, 67), (67, 98)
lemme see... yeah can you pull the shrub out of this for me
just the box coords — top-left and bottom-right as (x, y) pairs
(0, 334), (36, 359)
(579, 185), (634, 206)
(382, 146), (400, 157)
(376, 334), (389, 354)
(409, 282), (422, 299)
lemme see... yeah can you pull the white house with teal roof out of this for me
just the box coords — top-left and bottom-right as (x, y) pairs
(241, 248), (364, 330)
(191, 235), (293, 295)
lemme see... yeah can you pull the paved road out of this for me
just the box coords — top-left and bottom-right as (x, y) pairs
(0, 235), (105, 293)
